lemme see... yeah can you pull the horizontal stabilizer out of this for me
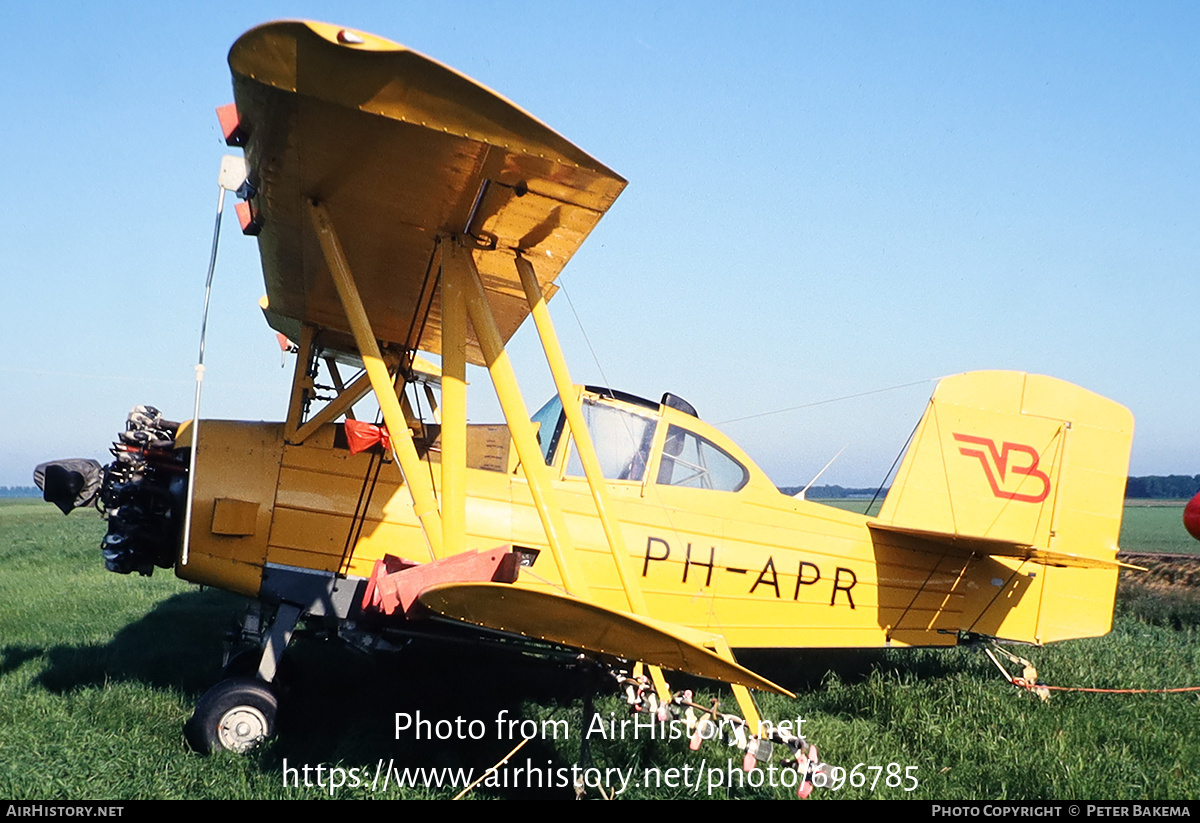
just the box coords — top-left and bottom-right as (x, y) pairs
(867, 523), (1145, 571)
(418, 582), (794, 696)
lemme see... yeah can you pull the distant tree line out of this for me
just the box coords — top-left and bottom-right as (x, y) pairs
(1125, 475), (1200, 499)
(778, 485), (884, 499)
(0, 486), (39, 498)
(789, 476), (1200, 501)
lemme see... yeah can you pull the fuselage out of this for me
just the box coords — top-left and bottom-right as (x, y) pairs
(177, 386), (1062, 650)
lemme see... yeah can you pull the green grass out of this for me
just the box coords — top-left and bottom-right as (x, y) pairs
(1, 499), (1198, 799)
(816, 497), (883, 516)
(1118, 501), (1200, 555)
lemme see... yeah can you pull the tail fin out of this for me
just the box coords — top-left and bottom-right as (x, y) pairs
(876, 371), (1134, 642)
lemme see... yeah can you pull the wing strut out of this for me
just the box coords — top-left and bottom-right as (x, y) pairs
(282, 324), (375, 445)
(515, 254), (646, 612)
(515, 252), (760, 721)
(444, 236), (592, 597)
(440, 239), (467, 555)
(309, 201), (444, 560)
(310, 207), (771, 714)
(514, 254), (676, 700)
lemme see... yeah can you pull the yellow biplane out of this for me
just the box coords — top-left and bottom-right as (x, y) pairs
(42, 21), (1134, 768)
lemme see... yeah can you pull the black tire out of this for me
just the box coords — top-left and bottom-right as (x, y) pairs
(185, 677), (278, 755)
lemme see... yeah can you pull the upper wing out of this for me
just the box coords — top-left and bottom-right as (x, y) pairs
(228, 20), (627, 365)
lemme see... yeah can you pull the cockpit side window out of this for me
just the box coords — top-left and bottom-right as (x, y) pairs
(657, 424), (749, 492)
(564, 399), (657, 482)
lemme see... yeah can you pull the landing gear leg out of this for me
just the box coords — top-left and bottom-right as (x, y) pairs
(186, 603), (301, 754)
(256, 603), (300, 683)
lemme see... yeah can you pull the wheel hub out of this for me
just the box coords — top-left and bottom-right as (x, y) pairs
(217, 706), (269, 753)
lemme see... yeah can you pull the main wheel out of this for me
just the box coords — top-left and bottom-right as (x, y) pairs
(185, 677), (278, 754)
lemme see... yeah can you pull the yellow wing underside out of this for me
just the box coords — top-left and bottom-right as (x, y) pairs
(229, 20), (627, 364)
(418, 582), (794, 697)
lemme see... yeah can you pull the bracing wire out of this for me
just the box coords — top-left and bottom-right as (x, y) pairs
(863, 414), (922, 516)
(557, 279), (615, 391)
(718, 378), (938, 425)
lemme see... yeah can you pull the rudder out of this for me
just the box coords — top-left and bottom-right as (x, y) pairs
(877, 371), (1134, 642)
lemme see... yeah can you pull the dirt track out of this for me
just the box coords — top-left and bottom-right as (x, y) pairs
(1118, 552), (1200, 591)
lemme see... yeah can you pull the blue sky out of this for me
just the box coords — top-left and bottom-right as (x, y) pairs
(2, 1), (1197, 489)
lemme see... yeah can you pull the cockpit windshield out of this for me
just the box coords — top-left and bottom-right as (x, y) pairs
(533, 391), (748, 490)
(565, 398), (657, 482)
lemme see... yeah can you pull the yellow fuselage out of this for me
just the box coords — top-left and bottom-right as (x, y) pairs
(178, 395), (1114, 651)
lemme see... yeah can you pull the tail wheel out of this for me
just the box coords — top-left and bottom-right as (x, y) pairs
(185, 677), (278, 754)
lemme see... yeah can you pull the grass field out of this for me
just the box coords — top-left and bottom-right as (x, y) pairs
(1116, 500), (1200, 555)
(1, 498), (1198, 800)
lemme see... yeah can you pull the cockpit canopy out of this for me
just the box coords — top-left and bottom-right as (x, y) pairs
(531, 387), (752, 493)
